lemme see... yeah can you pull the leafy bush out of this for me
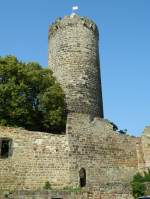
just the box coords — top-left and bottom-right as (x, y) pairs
(118, 130), (127, 134)
(43, 181), (51, 190)
(0, 56), (66, 133)
(131, 169), (150, 198)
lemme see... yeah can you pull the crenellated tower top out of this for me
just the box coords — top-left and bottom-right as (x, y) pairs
(48, 15), (99, 39)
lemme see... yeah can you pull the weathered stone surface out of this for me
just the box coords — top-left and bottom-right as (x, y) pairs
(66, 113), (140, 190)
(0, 113), (146, 198)
(141, 126), (150, 169)
(0, 190), (134, 199)
(0, 127), (70, 190)
(48, 15), (103, 118)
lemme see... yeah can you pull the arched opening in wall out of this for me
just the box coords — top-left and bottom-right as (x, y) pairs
(79, 168), (86, 187)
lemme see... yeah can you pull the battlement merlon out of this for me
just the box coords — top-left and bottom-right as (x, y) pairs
(48, 15), (99, 39)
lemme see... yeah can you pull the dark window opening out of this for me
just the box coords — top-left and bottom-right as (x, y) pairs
(138, 197), (150, 199)
(79, 168), (86, 187)
(0, 138), (12, 158)
(51, 198), (63, 199)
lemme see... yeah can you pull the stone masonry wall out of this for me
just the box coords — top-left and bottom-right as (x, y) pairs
(0, 127), (70, 191)
(141, 126), (150, 169)
(48, 15), (103, 117)
(0, 114), (148, 199)
(66, 113), (140, 194)
(0, 190), (134, 199)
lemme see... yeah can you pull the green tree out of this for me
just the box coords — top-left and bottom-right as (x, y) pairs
(0, 55), (66, 133)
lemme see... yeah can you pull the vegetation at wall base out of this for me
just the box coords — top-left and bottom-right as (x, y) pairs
(0, 56), (66, 133)
(43, 182), (82, 193)
(43, 181), (52, 190)
(62, 186), (82, 193)
(131, 169), (150, 198)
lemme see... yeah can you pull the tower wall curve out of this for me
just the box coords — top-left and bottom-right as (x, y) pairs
(48, 15), (103, 117)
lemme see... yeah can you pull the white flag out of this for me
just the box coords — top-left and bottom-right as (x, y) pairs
(72, 6), (78, 11)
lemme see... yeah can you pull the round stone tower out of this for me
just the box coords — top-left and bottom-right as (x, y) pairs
(48, 15), (104, 118)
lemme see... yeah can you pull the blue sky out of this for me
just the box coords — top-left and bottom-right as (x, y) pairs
(0, 0), (150, 136)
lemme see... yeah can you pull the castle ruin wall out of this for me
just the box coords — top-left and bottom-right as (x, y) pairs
(0, 115), (149, 198)
(0, 127), (70, 191)
(66, 113), (140, 191)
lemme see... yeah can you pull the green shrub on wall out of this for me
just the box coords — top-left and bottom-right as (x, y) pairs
(131, 169), (150, 198)
(43, 181), (52, 190)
